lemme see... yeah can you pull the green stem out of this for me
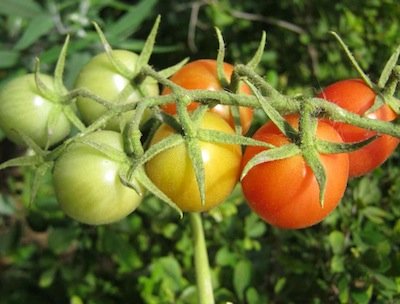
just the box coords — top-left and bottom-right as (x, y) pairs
(189, 212), (214, 304)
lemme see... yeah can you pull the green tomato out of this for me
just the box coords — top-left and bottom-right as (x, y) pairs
(0, 74), (71, 147)
(53, 130), (142, 225)
(74, 50), (159, 131)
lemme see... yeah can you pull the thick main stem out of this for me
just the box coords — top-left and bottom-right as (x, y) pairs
(189, 212), (215, 304)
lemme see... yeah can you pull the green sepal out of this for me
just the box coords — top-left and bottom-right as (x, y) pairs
(385, 95), (400, 115)
(247, 81), (297, 138)
(46, 104), (63, 150)
(29, 162), (52, 206)
(63, 104), (86, 132)
(0, 155), (43, 170)
(34, 59), (60, 102)
(329, 31), (374, 89)
(378, 44), (400, 88)
(134, 15), (161, 77)
(157, 112), (183, 134)
(158, 57), (190, 78)
(16, 130), (46, 156)
(75, 138), (128, 164)
(246, 31), (266, 69)
(229, 105), (242, 134)
(215, 27), (229, 88)
(119, 164), (144, 196)
(54, 35), (70, 96)
(302, 147), (327, 207)
(135, 166), (183, 218)
(365, 94), (385, 115)
(198, 129), (274, 149)
(186, 137), (206, 207)
(131, 133), (184, 172)
(317, 135), (379, 154)
(92, 21), (132, 78)
(241, 143), (300, 180)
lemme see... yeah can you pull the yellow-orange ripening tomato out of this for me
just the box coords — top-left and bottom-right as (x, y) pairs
(241, 116), (349, 229)
(161, 59), (253, 134)
(146, 112), (242, 212)
(317, 79), (399, 177)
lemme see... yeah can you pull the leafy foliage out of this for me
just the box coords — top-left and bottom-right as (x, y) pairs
(1, 0), (400, 303)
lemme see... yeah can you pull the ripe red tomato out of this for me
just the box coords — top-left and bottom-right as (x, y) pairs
(241, 116), (349, 229)
(317, 79), (399, 177)
(161, 59), (253, 134)
(53, 130), (142, 225)
(145, 112), (242, 212)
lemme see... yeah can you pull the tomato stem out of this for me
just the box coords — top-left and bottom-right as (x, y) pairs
(189, 212), (215, 304)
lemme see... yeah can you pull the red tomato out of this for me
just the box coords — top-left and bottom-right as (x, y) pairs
(317, 79), (399, 177)
(241, 116), (349, 229)
(161, 59), (253, 134)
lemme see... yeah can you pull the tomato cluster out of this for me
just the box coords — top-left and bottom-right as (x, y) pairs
(0, 43), (398, 229)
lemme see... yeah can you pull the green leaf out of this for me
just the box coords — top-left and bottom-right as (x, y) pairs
(39, 268), (56, 288)
(48, 227), (78, 254)
(0, 0), (41, 18)
(328, 230), (345, 255)
(330, 255), (345, 273)
(14, 14), (54, 50)
(233, 260), (252, 301)
(0, 50), (20, 68)
(106, 0), (158, 41)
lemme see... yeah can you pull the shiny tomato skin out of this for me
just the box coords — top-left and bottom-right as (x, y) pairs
(0, 74), (71, 147)
(145, 112), (242, 212)
(53, 130), (142, 225)
(317, 79), (399, 177)
(161, 59), (253, 134)
(241, 116), (349, 229)
(74, 50), (159, 131)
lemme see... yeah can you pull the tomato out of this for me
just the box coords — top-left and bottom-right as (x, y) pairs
(53, 130), (142, 225)
(0, 74), (71, 148)
(145, 112), (242, 212)
(74, 50), (159, 131)
(241, 116), (349, 229)
(317, 79), (399, 177)
(161, 59), (253, 134)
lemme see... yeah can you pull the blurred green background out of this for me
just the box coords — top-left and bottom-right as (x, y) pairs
(1, 0), (400, 303)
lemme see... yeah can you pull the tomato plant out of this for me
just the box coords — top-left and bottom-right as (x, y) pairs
(145, 112), (242, 212)
(241, 116), (349, 229)
(52, 130), (142, 225)
(0, 74), (72, 148)
(161, 59), (253, 134)
(317, 79), (399, 177)
(74, 49), (159, 131)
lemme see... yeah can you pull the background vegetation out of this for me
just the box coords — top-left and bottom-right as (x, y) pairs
(1, 0), (400, 303)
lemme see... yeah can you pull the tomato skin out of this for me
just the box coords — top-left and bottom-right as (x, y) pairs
(317, 79), (399, 177)
(0, 74), (71, 147)
(145, 112), (242, 212)
(161, 59), (253, 134)
(241, 116), (349, 229)
(53, 130), (142, 225)
(74, 50), (159, 131)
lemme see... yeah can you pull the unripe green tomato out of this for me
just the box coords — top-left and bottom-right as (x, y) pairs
(53, 130), (142, 225)
(0, 74), (71, 147)
(146, 112), (242, 212)
(74, 50), (159, 131)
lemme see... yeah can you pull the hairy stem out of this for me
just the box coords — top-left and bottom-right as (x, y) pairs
(189, 212), (214, 304)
